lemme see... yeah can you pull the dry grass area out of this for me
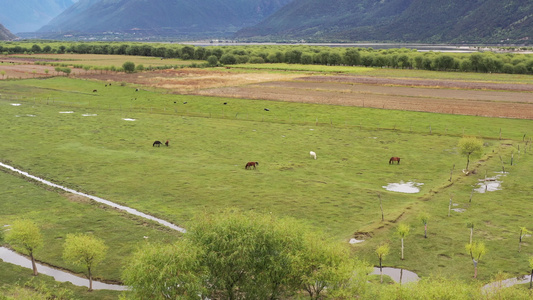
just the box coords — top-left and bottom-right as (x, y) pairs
(2, 57), (532, 119)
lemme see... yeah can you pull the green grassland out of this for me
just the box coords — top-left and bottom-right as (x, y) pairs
(0, 70), (532, 297)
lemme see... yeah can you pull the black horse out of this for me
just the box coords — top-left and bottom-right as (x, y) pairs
(153, 141), (163, 147)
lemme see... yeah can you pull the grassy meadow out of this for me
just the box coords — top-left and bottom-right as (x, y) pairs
(0, 61), (532, 297)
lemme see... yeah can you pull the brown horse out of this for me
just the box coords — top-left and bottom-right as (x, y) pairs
(389, 157), (401, 164)
(245, 162), (259, 170)
(165, 140), (169, 147)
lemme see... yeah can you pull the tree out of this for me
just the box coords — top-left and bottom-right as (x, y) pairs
(397, 223), (410, 260)
(419, 212), (430, 238)
(5, 220), (43, 276)
(465, 241), (487, 278)
(123, 241), (206, 299)
(375, 243), (390, 283)
(519, 227), (529, 252)
(207, 55), (218, 67)
(63, 233), (108, 291)
(1, 70), (5, 79)
(344, 49), (361, 66)
(123, 210), (363, 299)
(62, 67), (71, 77)
(122, 61), (136, 73)
(219, 54), (236, 65)
(458, 136), (483, 170)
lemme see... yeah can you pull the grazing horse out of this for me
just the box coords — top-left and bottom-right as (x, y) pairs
(245, 162), (259, 170)
(310, 151), (317, 160)
(165, 140), (169, 147)
(389, 157), (401, 164)
(153, 140), (163, 147)
(92, 89), (97, 92)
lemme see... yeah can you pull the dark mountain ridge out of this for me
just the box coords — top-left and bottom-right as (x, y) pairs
(39, 0), (292, 39)
(236, 0), (533, 44)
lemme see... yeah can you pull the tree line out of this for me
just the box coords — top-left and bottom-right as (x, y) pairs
(2, 41), (533, 75)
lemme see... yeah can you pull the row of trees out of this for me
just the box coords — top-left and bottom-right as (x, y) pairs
(3, 41), (533, 74)
(2, 210), (532, 298)
(1, 220), (107, 291)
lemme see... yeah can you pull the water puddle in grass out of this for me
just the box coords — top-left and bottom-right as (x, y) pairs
(0, 247), (128, 291)
(475, 172), (506, 193)
(59, 111), (74, 114)
(349, 238), (364, 244)
(0, 162), (186, 233)
(123, 118), (136, 121)
(371, 267), (420, 284)
(382, 181), (424, 193)
(482, 274), (532, 292)
(82, 113), (97, 117)
(10, 103), (21, 106)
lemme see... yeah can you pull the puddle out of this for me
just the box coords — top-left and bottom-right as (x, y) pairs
(123, 118), (136, 121)
(0, 162), (185, 233)
(349, 238), (364, 244)
(82, 114), (97, 117)
(10, 103), (21, 106)
(371, 267), (420, 284)
(475, 173), (506, 193)
(0, 247), (127, 291)
(482, 275), (532, 292)
(59, 111), (74, 114)
(382, 181), (424, 193)
(451, 208), (466, 213)
(15, 114), (36, 117)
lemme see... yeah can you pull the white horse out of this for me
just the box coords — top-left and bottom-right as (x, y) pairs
(310, 151), (317, 160)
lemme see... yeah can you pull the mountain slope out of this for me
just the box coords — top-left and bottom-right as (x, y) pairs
(39, 0), (292, 37)
(0, 23), (17, 40)
(0, 0), (76, 33)
(236, 0), (533, 43)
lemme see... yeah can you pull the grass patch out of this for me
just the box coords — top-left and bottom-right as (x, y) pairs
(0, 74), (532, 289)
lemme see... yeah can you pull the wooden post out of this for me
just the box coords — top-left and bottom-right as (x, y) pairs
(449, 164), (455, 181)
(378, 193), (384, 222)
(448, 194), (453, 217)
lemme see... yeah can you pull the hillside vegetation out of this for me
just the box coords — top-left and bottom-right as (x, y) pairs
(236, 0), (533, 44)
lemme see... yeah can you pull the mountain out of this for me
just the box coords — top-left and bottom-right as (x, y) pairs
(0, 0), (77, 33)
(0, 23), (17, 40)
(39, 0), (292, 38)
(235, 0), (533, 44)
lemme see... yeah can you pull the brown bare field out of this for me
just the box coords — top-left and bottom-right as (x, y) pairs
(1, 57), (532, 119)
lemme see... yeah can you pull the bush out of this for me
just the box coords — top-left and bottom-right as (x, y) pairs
(122, 61), (136, 73)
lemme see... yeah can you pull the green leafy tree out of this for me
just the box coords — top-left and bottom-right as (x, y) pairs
(207, 55), (218, 67)
(62, 67), (71, 77)
(458, 136), (483, 170)
(123, 240), (206, 299)
(220, 54), (236, 65)
(375, 243), (390, 283)
(465, 241), (487, 278)
(1, 70), (5, 78)
(122, 61), (136, 73)
(344, 49), (361, 66)
(419, 212), (430, 238)
(123, 210), (362, 299)
(397, 223), (410, 260)
(63, 233), (108, 291)
(5, 220), (43, 276)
